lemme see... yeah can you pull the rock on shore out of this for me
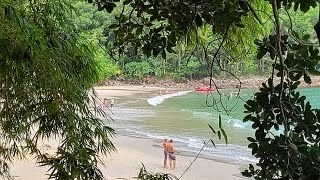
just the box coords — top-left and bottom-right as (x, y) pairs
(100, 76), (320, 90)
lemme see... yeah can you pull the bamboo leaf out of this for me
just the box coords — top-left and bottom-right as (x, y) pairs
(221, 129), (228, 144)
(217, 131), (221, 140)
(208, 124), (216, 134)
(210, 139), (216, 148)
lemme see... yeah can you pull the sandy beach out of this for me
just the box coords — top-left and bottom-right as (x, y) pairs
(10, 135), (245, 180)
(8, 85), (247, 180)
(101, 135), (245, 180)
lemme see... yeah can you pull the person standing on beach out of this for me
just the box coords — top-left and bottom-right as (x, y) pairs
(103, 98), (108, 108)
(110, 97), (115, 108)
(162, 139), (169, 168)
(167, 139), (176, 170)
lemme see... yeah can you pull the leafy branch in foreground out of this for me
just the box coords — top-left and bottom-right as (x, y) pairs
(136, 164), (177, 180)
(178, 115), (227, 180)
(242, 0), (320, 179)
(0, 0), (115, 179)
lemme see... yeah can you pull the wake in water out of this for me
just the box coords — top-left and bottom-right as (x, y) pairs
(147, 91), (192, 106)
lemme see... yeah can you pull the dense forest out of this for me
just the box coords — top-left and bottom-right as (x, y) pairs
(73, 1), (319, 81)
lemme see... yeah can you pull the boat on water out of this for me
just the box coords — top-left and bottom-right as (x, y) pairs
(195, 87), (215, 92)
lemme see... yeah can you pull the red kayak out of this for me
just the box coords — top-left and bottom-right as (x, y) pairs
(195, 87), (215, 92)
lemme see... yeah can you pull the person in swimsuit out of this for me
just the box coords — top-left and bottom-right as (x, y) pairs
(167, 139), (176, 170)
(103, 98), (108, 108)
(162, 139), (169, 168)
(110, 97), (115, 108)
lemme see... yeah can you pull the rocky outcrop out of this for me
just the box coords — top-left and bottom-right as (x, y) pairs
(100, 76), (320, 90)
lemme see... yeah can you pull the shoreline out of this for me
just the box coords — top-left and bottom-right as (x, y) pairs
(95, 85), (252, 179)
(100, 76), (320, 90)
(10, 135), (247, 180)
(10, 85), (253, 180)
(101, 135), (246, 180)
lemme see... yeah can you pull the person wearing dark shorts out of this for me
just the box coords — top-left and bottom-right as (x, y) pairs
(169, 151), (176, 160)
(167, 139), (176, 170)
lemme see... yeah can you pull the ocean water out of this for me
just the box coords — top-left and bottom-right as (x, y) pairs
(107, 88), (320, 165)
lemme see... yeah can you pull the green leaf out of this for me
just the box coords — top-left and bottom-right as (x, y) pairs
(292, 72), (303, 81)
(291, 81), (301, 89)
(248, 143), (258, 149)
(123, 0), (131, 5)
(108, 24), (119, 29)
(142, 44), (152, 57)
(247, 137), (257, 142)
(249, 164), (254, 172)
(238, 1), (249, 11)
(303, 74), (311, 84)
(218, 115), (222, 129)
(210, 139), (216, 148)
(252, 122), (259, 129)
(217, 131), (221, 140)
(235, 23), (245, 28)
(221, 129), (228, 144)
(243, 114), (251, 122)
(105, 3), (117, 13)
(294, 3), (299, 11)
(254, 39), (262, 46)
(136, 27), (143, 35)
(161, 50), (166, 59)
(195, 14), (203, 27)
(152, 48), (159, 56)
(269, 49), (276, 59)
(208, 124), (216, 134)
(300, 2), (310, 12)
(241, 169), (252, 177)
(303, 34), (310, 40)
(257, 48), (267, 59)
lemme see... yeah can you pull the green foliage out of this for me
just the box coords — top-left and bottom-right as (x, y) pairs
(281, 7), (318, 40)
(73, 1), (113, 31)
(137, 164), (177, 180)
(243, 34), (320, 178)
(180, 57), (202, 79)
(95, 46), (119, 80)
(0, 0), (115, 179)
(73, 1), (120, 81)
(241, 1), (320, 178)
(77, 0), (320, 81)
(208, 115), (229, 145)
(86, 0), (274, 79)
(124, 61), (152, 78)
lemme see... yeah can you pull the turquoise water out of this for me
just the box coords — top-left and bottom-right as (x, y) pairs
(108, 88), (320, 164)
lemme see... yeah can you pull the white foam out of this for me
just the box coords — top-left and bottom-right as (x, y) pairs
(228, 118), (250, 128)
(233, 123), (246, 128)
(147, 91), (192, 106)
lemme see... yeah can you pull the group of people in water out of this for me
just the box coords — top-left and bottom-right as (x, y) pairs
(159, 88), (174, 96)
(162, 139), (176, 170)
(101, 97), (115, 108)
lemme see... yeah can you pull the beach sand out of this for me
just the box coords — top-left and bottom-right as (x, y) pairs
(8, 85), (247, 180)
(101, 135), (245, 180)
(10, 135), (245, 180)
